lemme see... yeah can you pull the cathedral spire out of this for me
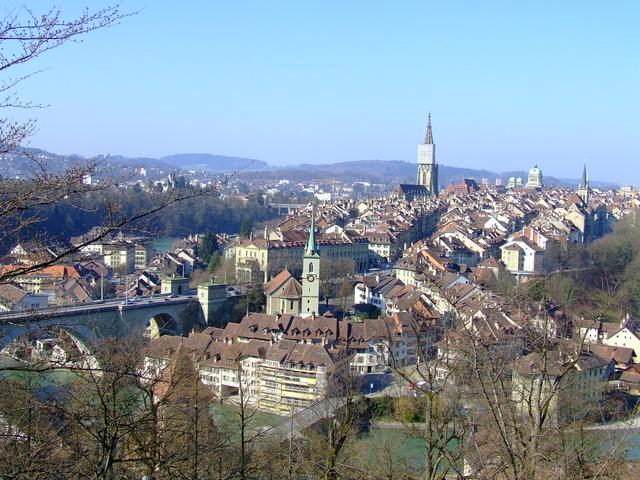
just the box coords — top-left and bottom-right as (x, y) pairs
(305, 204), (319, 256)
(424, 112), (433, 144)
(578, 160), (590, 204)
(581, 160), (589, 188)
(417, 113), (438, 195)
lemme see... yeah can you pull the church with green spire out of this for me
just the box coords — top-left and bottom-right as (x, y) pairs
(577, 161), (590, 204)
(262, 205), (321, 318)
(301, 205), (320, 317)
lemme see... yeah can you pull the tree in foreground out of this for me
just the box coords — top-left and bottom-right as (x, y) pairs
(0, 5), (241, 285)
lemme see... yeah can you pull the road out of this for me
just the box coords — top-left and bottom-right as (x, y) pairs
(0, 293), (197, 323)
(359, 366), (436, 398)
(587, 416), (640, 431)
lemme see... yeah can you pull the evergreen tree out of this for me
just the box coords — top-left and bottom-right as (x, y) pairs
(200, 230), (218, 264)
(240, 220), (253, 239)
(207, 251), (221, 275)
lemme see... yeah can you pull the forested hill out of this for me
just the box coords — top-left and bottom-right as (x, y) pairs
(161, 153), (267, 171)
(3, 149), (615, 188)
(1, 190), (277, 254)
(0, 148), (265, 176)
(239, 159), (604, 188)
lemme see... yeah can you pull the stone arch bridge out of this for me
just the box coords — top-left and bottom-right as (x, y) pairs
(0, 285), (228, 351)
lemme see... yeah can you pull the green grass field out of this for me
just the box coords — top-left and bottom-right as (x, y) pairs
(210, 402), (284, 437)
(354, 428), (427, 470)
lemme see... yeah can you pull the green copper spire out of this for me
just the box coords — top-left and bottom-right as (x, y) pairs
(305, 204), (319, 256)
(581, 160), (589, 188)
(578, 160), (591, 204)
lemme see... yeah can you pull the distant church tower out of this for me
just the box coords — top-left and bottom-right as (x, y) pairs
(417, 113), (439, 196)
(301, 205), (320, 316)
(577, 161), (590, 204)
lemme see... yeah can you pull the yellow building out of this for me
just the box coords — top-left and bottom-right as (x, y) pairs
(511, 348), (610, 426)
(366, 231), (398, 262)
(501, 244), (524, 272)
(235, 232), (369, 283)
(143, 331), (349, 414)
(103, 243), (136, 273)
(257, 339), (347, 413)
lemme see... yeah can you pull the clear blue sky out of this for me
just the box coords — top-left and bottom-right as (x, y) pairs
(7, 1), (640, 184)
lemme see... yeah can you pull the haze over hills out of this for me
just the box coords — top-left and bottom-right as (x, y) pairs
(1, 148), (615, 188)
(239, 159), (615, 189)
(0, 149), (267, 177)
(160, 153), (268, 172)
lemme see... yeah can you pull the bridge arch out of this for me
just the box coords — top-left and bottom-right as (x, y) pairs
(145, 312), (180, 339)
(0, 322), (100, 368)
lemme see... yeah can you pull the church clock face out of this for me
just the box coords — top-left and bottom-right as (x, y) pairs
(306, 274), (315, 282)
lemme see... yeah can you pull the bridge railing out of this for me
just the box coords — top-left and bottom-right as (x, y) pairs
(256, 396), (345, 439)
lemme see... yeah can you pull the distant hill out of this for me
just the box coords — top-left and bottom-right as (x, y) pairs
(0, 148), (265, 177)
(238, 159), (617, 189)
(0, 148), (177, 177)
(2, 149), (615, 189)
(161, 153), (267, 172)
(0, 148), (81, 176)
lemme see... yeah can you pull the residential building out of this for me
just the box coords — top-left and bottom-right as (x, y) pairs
(366, 230), (398, 263)
(500, 237), (544, 275)
(134, 243), (154, 270)
(257, 340), (347, 413)
(511, 348), (611, 426)
(0, 283), (49, 311)
(103, 243), (136, 273)
(143, 317), (350, 413)
(394, 256), (422, 286)
(602, 315), (640, 362)
(354, 274), (405, 312)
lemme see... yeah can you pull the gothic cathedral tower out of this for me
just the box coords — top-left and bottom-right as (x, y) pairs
(417, 113), (439, 196)
(301, 205), (320, 316)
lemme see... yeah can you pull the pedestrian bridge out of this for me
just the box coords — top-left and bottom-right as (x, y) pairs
(0, 286), (229, 351)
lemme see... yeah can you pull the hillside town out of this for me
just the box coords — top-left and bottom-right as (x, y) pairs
(4, 2), (640, 478)
(2, 119), (639, 436)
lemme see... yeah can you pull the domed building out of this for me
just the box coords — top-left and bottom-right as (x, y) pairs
(525, 165), (543, 190)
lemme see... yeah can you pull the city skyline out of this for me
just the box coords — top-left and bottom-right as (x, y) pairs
(2, 3), (640, 476)
(6, 0), (639, 184)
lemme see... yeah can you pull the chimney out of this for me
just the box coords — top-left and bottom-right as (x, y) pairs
(264, 226), (268, 239)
